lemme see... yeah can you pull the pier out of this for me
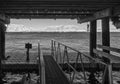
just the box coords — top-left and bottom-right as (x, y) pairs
(0, 0), (120, 84)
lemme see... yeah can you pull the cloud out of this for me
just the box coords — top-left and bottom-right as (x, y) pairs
(44, 25), (87, 32)
(6, 22), (120, 32)
(6, 24), (33, 32)
(6, 24), (87, 32)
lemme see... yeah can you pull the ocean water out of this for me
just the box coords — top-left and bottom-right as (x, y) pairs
(5, 32), (120, 58)
(5, 32), (120, 55)
(4, 32), (120, 84)
(5, 32), (120, 64)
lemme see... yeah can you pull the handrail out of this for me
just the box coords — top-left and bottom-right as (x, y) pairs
(52, 39), (83, 53)
(51, 39), (108, 84)
(94, 49), (120, 63)
(52, 39), (107, 65)
(95, 44), (119, 84)
(38, 43), (46, 84)
(97, 44), (120, 54)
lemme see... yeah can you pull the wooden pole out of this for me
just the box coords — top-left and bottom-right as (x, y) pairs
(102, 17), (110, 53)
(1, 24), (5, 60)
(90, 20), (97, 57)
(102, 17), (111, 63)
(0, 21), (5, 84)
(26, 48), (30, 61)
(88, 20), (97, 84)
(102, 17), (112, 84)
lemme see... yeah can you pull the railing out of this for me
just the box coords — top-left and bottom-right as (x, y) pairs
(51, 39), (107, 84)
(94, 44), (120, 84)
(95, 44), (120, 64)
(38, 43), (45, 84)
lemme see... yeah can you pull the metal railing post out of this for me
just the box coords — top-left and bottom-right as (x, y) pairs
(38, 43), (46, 84)
(58, 43), (62, 63)
(79, 54), (87, 84)
(51, 40), (54, 57)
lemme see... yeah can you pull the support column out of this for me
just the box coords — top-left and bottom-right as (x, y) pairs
(88, 20), (97, 84)
(102, 17), (112, 84)
(0, 14), (9, 84)
(90, 20), (97, 57)
(0, 21), (6, 84)
(1, 22), (6, 60)
(102, 17), (110, 53)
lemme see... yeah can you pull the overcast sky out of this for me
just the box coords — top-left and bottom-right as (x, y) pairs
(10, 19), (82, 31)
(10, 19), (120, 32)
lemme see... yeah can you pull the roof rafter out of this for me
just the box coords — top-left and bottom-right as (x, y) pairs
(78, 5), (120, 23)
(0, 0), (120, 19)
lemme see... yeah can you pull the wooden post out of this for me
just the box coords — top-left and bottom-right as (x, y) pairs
(0, 14), (9, 84)
(1, 24), (5, 60)
(0, 21), (6, 60)
(102, 17), (112, 84)
(51, 40), (54, 57)
(90, 20), (97, 57)
(26, 48), (30, 61)
(0, 21), (6, 84)
(25, 43), (32, 62)
(88, 20), (97, 84)
(102, 17), (110, 53)
(102, 64), (112, 84)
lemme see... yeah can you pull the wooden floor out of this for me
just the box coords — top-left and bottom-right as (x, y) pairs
(44, 55), (70, 84)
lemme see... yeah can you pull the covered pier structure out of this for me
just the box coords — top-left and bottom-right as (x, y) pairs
(0, 0), (120, 84)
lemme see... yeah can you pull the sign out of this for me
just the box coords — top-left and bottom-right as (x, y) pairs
(25, 43), (32, 49)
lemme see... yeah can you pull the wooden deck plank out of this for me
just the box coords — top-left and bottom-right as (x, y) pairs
(44, 55), (70, 84)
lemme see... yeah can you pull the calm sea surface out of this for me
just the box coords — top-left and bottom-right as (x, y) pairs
(5, 32), (120, 56)
(4, 32), (120, 84)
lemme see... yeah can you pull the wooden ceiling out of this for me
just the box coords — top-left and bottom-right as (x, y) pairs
(0, 0), (120, 19)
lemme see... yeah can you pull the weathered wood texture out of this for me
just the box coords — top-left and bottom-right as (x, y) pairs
(44, 55), (70, 84)
(97, 44), (120, 54)
(0, 0), (120, 19)
(90, 20), (97, 57)
(102, 17), (110, 53)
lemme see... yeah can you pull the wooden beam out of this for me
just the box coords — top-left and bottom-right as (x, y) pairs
(78, 8), (112, 23)
(0, 21), (6, 84)
(97, 44), (120, 54)
(89, 20), (97, 57)
(0, 14), (10, 24)
(102, 17), (110, 53)
(94, 8), (112, 18)
(112, 5), (120, 16)
(93, 49), (120, 63)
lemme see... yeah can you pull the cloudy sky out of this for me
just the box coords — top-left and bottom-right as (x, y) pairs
(9, 19), (120, 32)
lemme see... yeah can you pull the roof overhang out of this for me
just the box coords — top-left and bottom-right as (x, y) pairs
(0, 0), (120, 20)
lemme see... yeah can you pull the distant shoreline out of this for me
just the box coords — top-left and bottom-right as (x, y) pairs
(6, 31), (120, 33)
